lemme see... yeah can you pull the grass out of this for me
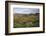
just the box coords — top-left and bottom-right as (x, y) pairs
(14, 21), (39, 28)
(14, 13), (39, 28)
(14, 23), (34, 28)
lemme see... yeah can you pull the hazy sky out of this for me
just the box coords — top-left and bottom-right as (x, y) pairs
(13, 8), (39, 14)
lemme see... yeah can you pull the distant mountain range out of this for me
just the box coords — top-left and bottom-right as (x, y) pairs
(14, 13), (39, 17)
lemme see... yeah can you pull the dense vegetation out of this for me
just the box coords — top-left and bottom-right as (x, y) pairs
(14, 13), (39, 28)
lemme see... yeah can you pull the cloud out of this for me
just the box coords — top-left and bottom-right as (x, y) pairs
(13, 8), (39, 14)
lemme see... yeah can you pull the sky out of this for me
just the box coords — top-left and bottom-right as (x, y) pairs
(13, 7), (39, 14)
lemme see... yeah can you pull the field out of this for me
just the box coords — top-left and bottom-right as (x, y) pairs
(14, 13), (39, 28)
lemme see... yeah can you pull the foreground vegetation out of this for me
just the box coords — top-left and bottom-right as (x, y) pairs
(14, 13), (39, 28)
